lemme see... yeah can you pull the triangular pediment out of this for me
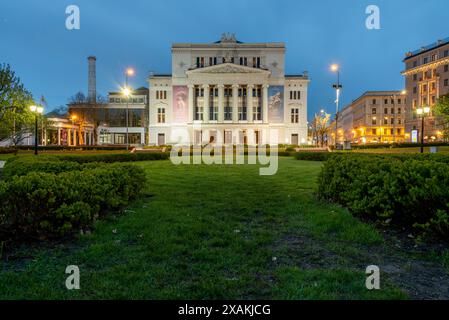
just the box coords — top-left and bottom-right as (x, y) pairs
(186, 63), (270, 75)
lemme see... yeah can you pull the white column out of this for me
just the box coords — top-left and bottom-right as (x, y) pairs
(232, 84), (239, 123)
(247, 84), (254, 122)
(57, 128), (61, 145)
(263, 84), (269, 123)
(218, 84), (224, 122)
(68, 129), (72, 146)
(188, 84), (194, 123)
(203, 84), (209, 123)
(84, 131), (87, 146)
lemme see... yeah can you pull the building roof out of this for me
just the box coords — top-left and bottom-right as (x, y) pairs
(404, 37), (449, 61)
(285, 73), (309, 79)
(108, 87), (148, 95)
(150, 74), (172, 78)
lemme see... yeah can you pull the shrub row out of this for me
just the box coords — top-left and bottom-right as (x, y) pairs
(0, 163), (146, 239)
(55, 152), (170, 163)
(317, 154), (449, 239)
(294, 152), (331, 161)
(0, 147), (18, 154)
(2, 156), (84, 179)
(13, 145), (128, 151)
(351, 142), (449, 149)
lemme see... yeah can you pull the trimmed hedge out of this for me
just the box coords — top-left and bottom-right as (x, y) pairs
(0, 163), (146, 239)
(13, 145), (128, 151)
(0, 147), (18, 155)
(352, 142), (449, 149)
(56, 152), (169, 163)
(2, 156), (83, 179)
(294, 152), (331, 161)
(317, 154), (449, 239)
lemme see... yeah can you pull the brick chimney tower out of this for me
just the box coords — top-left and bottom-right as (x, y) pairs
(87, 56), (96, 103)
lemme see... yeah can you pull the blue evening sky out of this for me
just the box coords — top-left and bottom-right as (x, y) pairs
(1, 0), (448, 120)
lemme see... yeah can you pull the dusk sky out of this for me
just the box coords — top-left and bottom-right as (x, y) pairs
(1, 0), (448, 120)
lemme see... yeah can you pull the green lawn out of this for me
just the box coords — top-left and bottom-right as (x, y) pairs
(0, 158), (409, 299)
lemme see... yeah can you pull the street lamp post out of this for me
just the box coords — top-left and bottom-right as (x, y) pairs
(123, 68), (135, 151)
(331, 64), (342, 148)
(416, 106), (431, 153)
(29, 105), (44, 155)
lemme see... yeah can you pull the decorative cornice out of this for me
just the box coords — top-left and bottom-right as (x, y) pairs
(402, 57), (449, 76)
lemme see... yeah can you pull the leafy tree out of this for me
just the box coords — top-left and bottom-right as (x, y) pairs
(0, 63), (35, 146)
(435, 93), (449, 142)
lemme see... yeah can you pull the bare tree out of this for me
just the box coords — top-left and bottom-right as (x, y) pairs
(310, 112), (331, 147)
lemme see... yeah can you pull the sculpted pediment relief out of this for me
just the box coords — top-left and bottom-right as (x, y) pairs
(187, 63), (270, 75)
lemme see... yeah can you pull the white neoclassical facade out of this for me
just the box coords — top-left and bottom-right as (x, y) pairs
(148, 34), (309, 146)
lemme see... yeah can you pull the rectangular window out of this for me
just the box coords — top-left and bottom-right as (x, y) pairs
(372, 129), (377, 135)
(372, 117), (377, 125)
(384, 99), (388, 105)
(413, 74), (418, 81)
(372, 108), (377, 114)
(445, 50), (449, 57)
(157, 108), (165, 123)
(291, 108), (299, 123)
(372, 99), (377, 105)
(156, 91), (159, 99)
(383, 117), (388, 125)
(238, 88), (247, 121)
(445, 65), (449, 72)
(384, 108), (388, 114)
(398, 108), (401, 114)
(445, 79), (449, 86)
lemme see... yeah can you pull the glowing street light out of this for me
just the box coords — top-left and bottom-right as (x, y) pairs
(330, 63), (342, 148)
(122, 87), (131, 97)
(126, 68), (135, 77)
(123, 67), (135, 151)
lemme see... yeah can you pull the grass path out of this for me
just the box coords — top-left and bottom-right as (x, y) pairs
(1, 158), (443, 299)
